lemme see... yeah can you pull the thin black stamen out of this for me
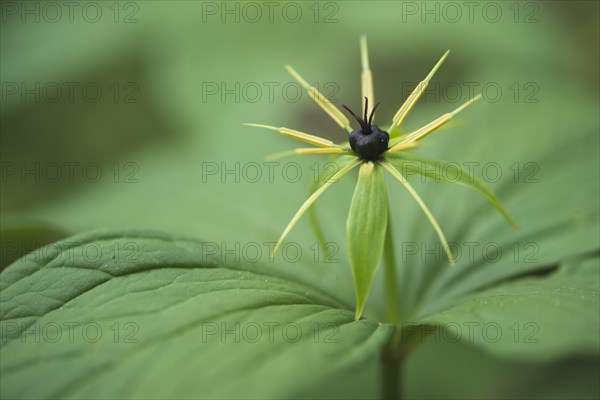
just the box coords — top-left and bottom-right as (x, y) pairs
(342, 104), (369, 133)
(368, 101), (380, 127)
(363, 97), (369, 126)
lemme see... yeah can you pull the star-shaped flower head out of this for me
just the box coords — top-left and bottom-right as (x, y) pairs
(244, 36), (514, 319)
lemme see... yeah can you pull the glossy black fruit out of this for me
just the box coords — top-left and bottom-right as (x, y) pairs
(343, 97), (389, 161)
(348, 123), (389, 161)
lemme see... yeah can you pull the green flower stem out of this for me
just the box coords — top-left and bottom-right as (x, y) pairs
(381, 328), (425, 400)
(381, 349), (403, 400)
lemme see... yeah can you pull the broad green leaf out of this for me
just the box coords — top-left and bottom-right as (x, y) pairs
(415, 255), (600, 360)
(400, 126), (600, 317)
(347, 162), (388, 320)
(0, 230), (393, 399)
(386, 153), (515, 226)
(406, 335), (600, 399)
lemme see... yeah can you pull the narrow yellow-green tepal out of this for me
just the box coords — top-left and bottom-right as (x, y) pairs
(347, 162), (388, 320)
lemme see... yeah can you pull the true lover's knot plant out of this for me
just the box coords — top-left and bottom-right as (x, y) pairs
(244, 36), (514, 320)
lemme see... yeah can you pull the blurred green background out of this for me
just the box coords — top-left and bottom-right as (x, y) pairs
(1, 1), (598, 398)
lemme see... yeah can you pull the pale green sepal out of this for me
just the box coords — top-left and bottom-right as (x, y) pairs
(387, 153), (516, 227)
(347, 162), (389, 320)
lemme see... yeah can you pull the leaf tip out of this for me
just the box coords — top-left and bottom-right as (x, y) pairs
(506, 214), (518, 229)
(354, 306), (364, 321)
(271, 242), (281, 258)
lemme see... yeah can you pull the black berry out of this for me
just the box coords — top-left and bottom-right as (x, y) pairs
(343, 98), (389, 161)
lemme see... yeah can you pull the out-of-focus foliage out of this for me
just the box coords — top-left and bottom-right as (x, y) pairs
(1, 1), (598, 399)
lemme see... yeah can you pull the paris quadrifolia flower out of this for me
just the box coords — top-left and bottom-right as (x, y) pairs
(244, 36), (515, 320)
